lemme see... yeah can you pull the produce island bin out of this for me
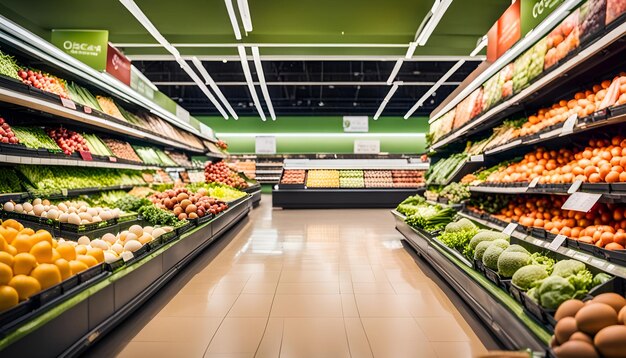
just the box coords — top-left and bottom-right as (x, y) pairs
(0, 195), (252, 357)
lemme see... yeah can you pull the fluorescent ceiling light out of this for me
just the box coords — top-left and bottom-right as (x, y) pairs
(373, 102), (388, 120)
(470, 35), (488, 57)
(152, 81), (462, 86)
(405, 42), (418, 59)
(387, 59), (404, 85)
(384, 82), (400, 102)
(191, 57), (239, 119)
(430, 0), (581, 119)
(415, 0), (453, 46)
(224, 0), (242, 40)
(118, 0), (180, 59)
(404, 59), (465, 119)
(237, 0), (253, 32)
(237, 45), (266, 121)
(251, 47), (276, 120)
(176, 58), (229, 119)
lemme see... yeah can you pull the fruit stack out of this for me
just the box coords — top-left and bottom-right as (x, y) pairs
(306, 170), (339, 188)
(47, 127), (90, 155)
(364, 170), (393, 188)
(391, 170), (425, 188)
(233, 161), (256, 179)
(0, 117), (18, 144)
(339, 170), (364, 188)
(204, 160), (247, 189)
(149, 187), (228, 220)
(280, 170), (305, 184)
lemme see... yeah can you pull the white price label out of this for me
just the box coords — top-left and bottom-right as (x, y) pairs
(534, 239), (545, 246)
(470, 154), (484, 162)
(607, 264), (616, 271)
(61, 188), (68, 196)
(60, 97), (76, 110)
(548, 234), (568, 251)
(567, 179), (584, 194)
(561, 192), (602, 212)
(590, 258), (605, 267)
(574, 253), (590, 262)
(560, 114), (578, 135)
(502, 223), (518, 236)
(528, 177), (540, 188)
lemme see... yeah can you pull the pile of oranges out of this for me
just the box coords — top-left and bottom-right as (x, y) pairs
(0, 219), (104, 312)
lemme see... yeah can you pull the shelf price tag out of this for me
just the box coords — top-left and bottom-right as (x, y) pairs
(548, 234), (567, 251)
(61, 188), (68, 197)
(502, 223), (518, 236)
(574, 252), (590, 262)
(83, 106), (92, 114)
(60, 97), (76, 110)
(528, 177), (540, 188)
(79, 151), (93, 161)
(560, 114), (578, 135)
(108, 156), (117, 162)
(567, 179), (584, 194)
(561, 192), (602, 212)
(470, 154), (484, 162)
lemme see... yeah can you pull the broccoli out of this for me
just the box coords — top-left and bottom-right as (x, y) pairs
(482, 244), (505, 270)
(536, 276), (576, 309)
(497, 251), (531, 278)
(512, 265), (549, 290)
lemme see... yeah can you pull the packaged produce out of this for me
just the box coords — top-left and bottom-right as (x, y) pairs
(528, 38), (547, 81)
(500, 63), (514, 98)
(306, 170), (339, 188)
(426, 153), (467, 185)
(204, 161), (247, 189)
(482, 72), (503, 111)
(164, 151), (192, 167)
(513, 47), (533, 93)
(544, 10), (580, 70)
(133, 146), (176, 166)
(579, 0), (607, 43)
(364, 170), (393, 188)
(280, 170), (305, 184)
(428, 108), (456, 145)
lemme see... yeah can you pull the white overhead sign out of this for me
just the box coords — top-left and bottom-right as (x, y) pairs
(354, 140), (380, 154)
(255, 136), (276, 154)
(343, 116), (369, 132)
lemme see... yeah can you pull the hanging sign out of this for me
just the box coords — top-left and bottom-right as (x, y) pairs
(354, 140), (380, 154)
(51, 30), (109, 70)
(343, 116), (369, 132)
(175, 104), (191, 124)
(255, 136), (276, 154)
(497, 1), (522, 58)
(521, 0), (564, 36)
(130, 66), (156, 100)
(106, 44), (131, 85)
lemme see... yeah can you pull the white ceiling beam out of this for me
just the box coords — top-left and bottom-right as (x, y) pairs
(237, 45), (266, 121)
(113, 43), (412, 48)
(176, 58), (229, 119)
(236, 0), (253, 32)
(251, 47), (276, 120)
(152, 81), (463, 86)
(126, 54), (486, 62)
(224, 0), (242, 40)
(191, 57), (239, 119)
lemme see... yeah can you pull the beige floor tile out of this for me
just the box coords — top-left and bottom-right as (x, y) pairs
(361, 317), (436, 358)
(354, 295), (413, 317)
(280, 318), (351, 358)
(227, 294), (274, 317)
(279, 270), (339, 283)
(339, 280), (354, 294)
(349, 269), (377, 283)
(415, 317), (470, 341)
(211, 280), (248, 295)
(158, 294), (238, 317)
(177, 282), (218, 296)
(205, 318), (267, 354)
(117, 341), (207, 358)
(431, 341), (484, 358)
(352, 281), (396, 294)
(204, 353), (253, 358)
(344, 318), (374, 358)
(341, 293), (360, 317)
(276, 281), (340, 295)
(254, 318), (284, 358)
(132, 316), (221, 345)
(270, 294), (343, 317)
(241, 281), (278, 294)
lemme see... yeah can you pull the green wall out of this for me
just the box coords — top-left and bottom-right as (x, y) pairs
(198, 116), (429, 154)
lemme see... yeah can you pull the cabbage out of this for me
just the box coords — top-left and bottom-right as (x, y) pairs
(536, 276), (576, 309)
(512, 265), (549, 290)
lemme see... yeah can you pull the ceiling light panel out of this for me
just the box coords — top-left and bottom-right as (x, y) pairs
(224, 0), (242, 40)
(237, 45), (266, 121)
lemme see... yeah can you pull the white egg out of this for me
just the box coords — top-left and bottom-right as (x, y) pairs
(40, 211), (48, 218)
(78, 212), (93, 222)
(47, 209), (59, 220)
(162, 226), (173, 233)
(99, 211), (111, 221)
(111, 243), (124, 254)
(152, 228), (166, 238)
(66, 240), (77, 247)
(43, 205), (50, 211)
(68, 213), (81, 225)
(104, 251), (118, 264)
(42, 199), (50, 206)
(57, 202), (68, 212)
(79, 205), (87, 213)
(33, 204), (44, 216)
(129, 225), (143, 237)
(86, 208), (98, 217)
(112, 208), (121, 218)
(125, 233), (138, 242)
(3, 202), (14, 212)
(138, 233), (153, 244)
(22, 202), (33, 212)
(80, 220), (90, 225)
(102, 233), (117, 244)
(143, 226), (154, 235)
(119, 231), (130, 242)
(90, 239), (109, 250)
(92, 216), (102, 223)
(77, 236), (91, 245)
(32, 198), (42, 205)
(27, 211), (34, 216)
(124, 240), (142, 252)
(58, 213), (69, 223)
(14, 204), (23, 213)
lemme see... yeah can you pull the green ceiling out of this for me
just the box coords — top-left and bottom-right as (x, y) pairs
(0, 0), (510, 57)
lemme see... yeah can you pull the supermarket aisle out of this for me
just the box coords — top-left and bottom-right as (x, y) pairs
(116, 195), (488, 358)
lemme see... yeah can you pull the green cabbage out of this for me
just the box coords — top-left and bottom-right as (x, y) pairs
(512, 265), (549, 290)
(536, 276), (576, 309)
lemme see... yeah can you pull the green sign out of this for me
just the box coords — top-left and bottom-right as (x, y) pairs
(521, 0), (564, 36)
(153, 91), (178, 115)
(51, 30), (108, 70)
(130, 66), (155, 100)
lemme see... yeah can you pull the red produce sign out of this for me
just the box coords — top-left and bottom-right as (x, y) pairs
(106, 44), (131, 85)
(497, 1), (521, 58)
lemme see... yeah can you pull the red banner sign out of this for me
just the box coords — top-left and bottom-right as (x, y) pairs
(486, 1), (522, 61)
(106, 43), (131, 85)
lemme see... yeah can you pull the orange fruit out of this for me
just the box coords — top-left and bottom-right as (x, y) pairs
(18, 228), (34, 236)
(8, 275), (41, 300)
(86, 248), (104, 263)
(6, 245), (17, 256)
(0, 234), (7, 252)
(13, 253), (37, 276)
(0, 262), (12, 285)
(51, 249), (61, 262)
(2, 219), (23, 232)
(76, 255), (97, 268)
(68, 260), (88, 275)
(75, 245), (87, 256)
(0, 227), (18, 244)
(0, 285), (18, 311)
(30, 264), (61, 290)
(0, 251), (13, 267)
(30, 230), (53, 246)
(54, 259), (71, 280)
(30, 241), (53, 264)
(56, 242), (76, 261)
(12, 235), (33, 254)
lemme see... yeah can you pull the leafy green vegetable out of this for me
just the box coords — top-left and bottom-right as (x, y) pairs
(405, 206), (456, 232)
(593, 273), (612, 287)
(12, 127), (61, 151)
(0, 50), (21, 80)
(0, 167), (23, 193)
(439, 182), (470, 204)
(138, 205), (181, 226)
(512, 265), (549, 290)
(439, 227), (479, 252)
(536, 276), (576, 309)
(497, 251), (531, 278)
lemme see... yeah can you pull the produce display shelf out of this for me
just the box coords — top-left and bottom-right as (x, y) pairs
(206, 151), (227, 160)
(255, 170), (283, 174)
(273, 188), (425, 209)
(255, 163), (283, 167)
(482, 110), (626, 157)
(469, 183), (626, 203)
(430, 21), (626, 151)
(425, 199), (464, 210)
(0, 196), (252, 357)
(0, 86), (204, 154)
(391, 210), (550, 350)
(428, 159), (484, 186)
(456, 211), (626, 280)
(0, 152), (162, 170)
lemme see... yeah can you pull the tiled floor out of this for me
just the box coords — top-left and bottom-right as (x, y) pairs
(116, 195), (487, 357)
